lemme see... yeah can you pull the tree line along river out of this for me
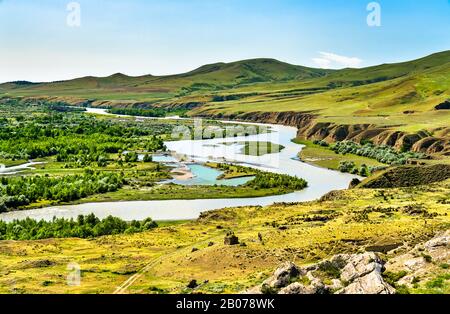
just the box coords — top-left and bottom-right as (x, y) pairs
(0, 108), (359, 222)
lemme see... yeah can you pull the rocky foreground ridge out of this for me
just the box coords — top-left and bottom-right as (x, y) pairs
(245, 230), (449, 294)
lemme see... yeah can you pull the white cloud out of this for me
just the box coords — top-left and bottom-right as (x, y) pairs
(312, 58), (331, 68)
(312, 52), (363, 69)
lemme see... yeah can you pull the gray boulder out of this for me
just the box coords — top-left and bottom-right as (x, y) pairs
(247, 252), (395, 295)
(424, 231), (449, 251)
(279, 282), (313, 294)
(262, 261), (302, 289)
(340, 252), (384, 283)
(338, 270), (396, 294)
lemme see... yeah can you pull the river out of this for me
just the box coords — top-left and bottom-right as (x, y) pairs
(0, 109), (359, 222)
(0, 161), (45, 175)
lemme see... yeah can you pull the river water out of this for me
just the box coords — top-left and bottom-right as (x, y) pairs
(0, 161), (44, 175)
(0, 109), (359, 222)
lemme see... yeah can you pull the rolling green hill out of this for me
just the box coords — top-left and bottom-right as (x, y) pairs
(1, 51), (448, 108)
(1, 51), (449, 105)
(0, 58), (332, 100)
(1, 51), (449, 155)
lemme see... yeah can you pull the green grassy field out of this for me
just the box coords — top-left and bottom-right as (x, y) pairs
(205, 162), (256, 179)
(80, 184), (295, 203)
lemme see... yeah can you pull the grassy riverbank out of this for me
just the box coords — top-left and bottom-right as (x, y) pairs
(1, 157), (307, 211)
(205, 162), (255, 179)
(0, 101), (307, 212)
(294, 139), (385, 171)
(80, 184), (296, 203)
(0, 159), (28, 167)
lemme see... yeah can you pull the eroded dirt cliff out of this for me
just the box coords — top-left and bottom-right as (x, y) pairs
(195, 111), (450, 156)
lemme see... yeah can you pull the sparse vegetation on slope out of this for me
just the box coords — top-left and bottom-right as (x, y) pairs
(0, 179), (448, 294)
(357, 164), (450, 188)
(331, 141), (425, 165)
(1, 51), (449, 149)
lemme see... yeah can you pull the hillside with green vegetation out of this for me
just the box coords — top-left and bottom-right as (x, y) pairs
(2, 51), (449, 158)
(0, 58), (332, 103)
(0, 51), (449, 295)
(357, 164), (450, 189)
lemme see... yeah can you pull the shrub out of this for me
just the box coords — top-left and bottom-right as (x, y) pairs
(338, 161), (356, 173)
(331, 141), (425, 165)
(0, 215), (158, 240)
(422, 254), (433, 263)
(383, 270), (408, 286)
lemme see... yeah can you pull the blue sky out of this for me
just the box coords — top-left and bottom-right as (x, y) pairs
(0, 0), (449, 82)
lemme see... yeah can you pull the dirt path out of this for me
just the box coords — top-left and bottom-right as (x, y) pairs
(113, 235), (222, 294)
(113, 254), (169, 294)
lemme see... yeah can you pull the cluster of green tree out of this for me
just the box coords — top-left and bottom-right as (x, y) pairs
(143, 154), (153, 162)
(0, 214), (158, 240)
(108, 107), (188, 118)
(338, 161), (372, 177)
(123, 151), (139, 162)
(248, 172), (308, 190)
(211, 163), (308, 190)
(121, 151), (156, 163)
(331, 141), (425, 165)
(45, 104), (86, 113)
(145, 135), (166, 152)
(0, 111), (166, 163)
(108, 107), (167, 117)
(0, 170), (123, 212)
(212, 93), (258, 102)
(313, 140), (330, 147)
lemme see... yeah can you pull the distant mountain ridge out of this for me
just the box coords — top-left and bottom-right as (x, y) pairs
(2, 58), (332, 86)
(1, 50), (449, 156)
(1, 51), (449, 96)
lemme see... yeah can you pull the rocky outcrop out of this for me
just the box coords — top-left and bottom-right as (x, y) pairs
(197, 110), (450, 156)
(393, 134), (423, 151)
(337, 254), (395, 294)
(224, 232), (240, 245)
(262, 262), (300, 289)
(435, 100), (450, 110)
(245, 252), (395, 295)
(195, 111), (317, 129)
(385, 230), (449, 289)
(245, 231), (450, 295)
